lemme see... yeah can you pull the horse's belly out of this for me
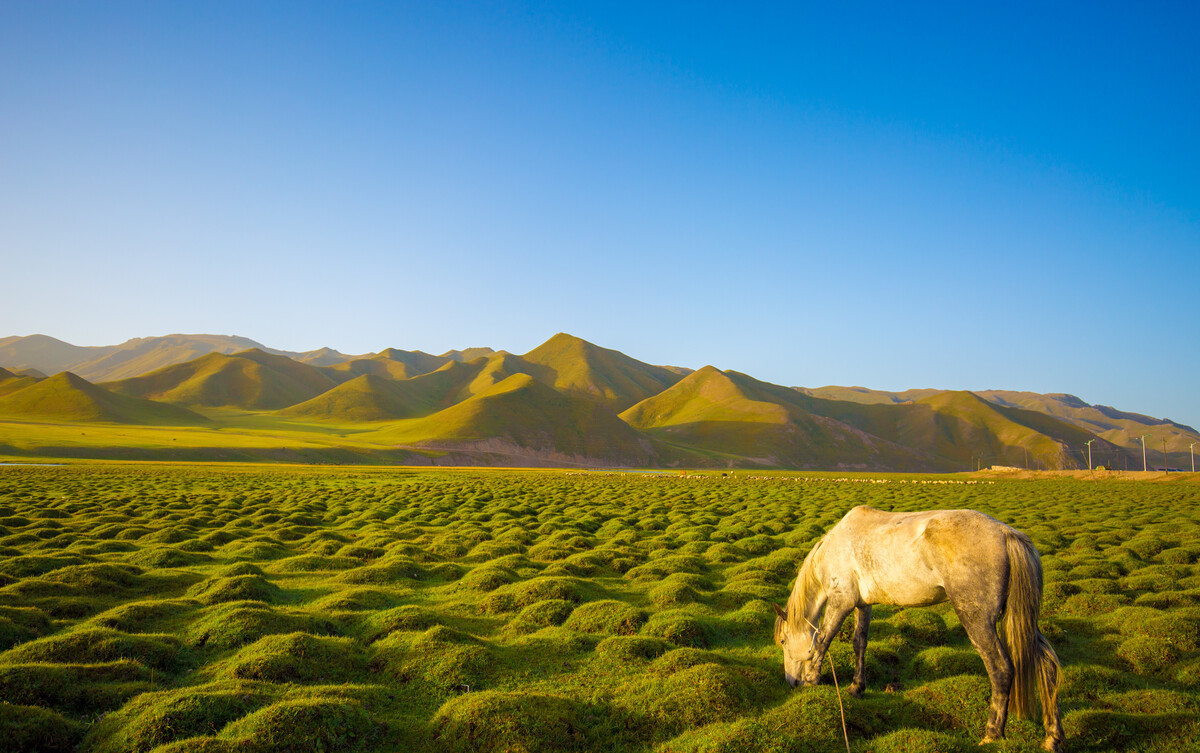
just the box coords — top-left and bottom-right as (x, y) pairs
(859, 574), (946, 607)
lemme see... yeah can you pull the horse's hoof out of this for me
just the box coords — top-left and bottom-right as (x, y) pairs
(848, 684), (865, 698)
(979, 736), (998, 746)
(1041, 739), (1062, 753)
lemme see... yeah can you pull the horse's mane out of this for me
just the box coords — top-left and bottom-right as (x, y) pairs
(786, 537), (826, 634)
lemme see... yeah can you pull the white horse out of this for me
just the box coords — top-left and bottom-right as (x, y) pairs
(773, 506), (1063, 752)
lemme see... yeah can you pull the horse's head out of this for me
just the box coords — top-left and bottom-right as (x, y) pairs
(772, 602), (816, 688)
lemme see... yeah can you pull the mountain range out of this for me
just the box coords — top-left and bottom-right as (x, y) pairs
(1, 332), (1194, 470)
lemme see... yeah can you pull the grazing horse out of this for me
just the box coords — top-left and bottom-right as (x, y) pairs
(772, 506), (1063, 752)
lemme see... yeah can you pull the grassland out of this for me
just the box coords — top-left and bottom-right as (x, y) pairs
(0, 464), (1197, 752)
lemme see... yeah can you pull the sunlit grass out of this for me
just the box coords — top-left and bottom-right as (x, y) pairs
(0, 465), (1196, 752)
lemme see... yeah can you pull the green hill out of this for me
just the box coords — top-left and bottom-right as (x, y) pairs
(795, 389), (1125, 470)
(521, 333), (685, 412)
(291, 347), (353, 367)
(281, 356), (539, 423)
(372, 348), (450, 376)
(979, 390), (1198, 468)
(0, 367), (40, 398)
(0, 372), (207, 425)
(104, 349), (338, 410)
(369, 373), (654, 465)
(801, 385), (1170, 469)
(622, 367), (947, 470)
(277, 373), (423, 422)
(441, 347), (496, 362)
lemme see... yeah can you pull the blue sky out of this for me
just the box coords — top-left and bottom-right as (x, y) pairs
(2, 2), (1198, 427)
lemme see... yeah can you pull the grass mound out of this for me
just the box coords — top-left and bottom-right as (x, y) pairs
(649, 647), (725, 677)
(888, 608), (947, 645)
(83, 683), (272, 753)
(563, 600), (647, 635)
(0, 626), (184, 671)
(225, 632), (364, 684)
(648, 579), (703, 609)
(0, 701), (82, 753)
(1063, 708), (1198, 750)
(654, 718), (777, 753)
(308, 587), (399, 612)
(335, 559), (429, 585)
(905, 674), (992, 732)
(185, 602), (335, 649)
(641, 610), (713, 648)
(127, 547), (211, 568)
(459, 564), (520, 592)
(863, 728), (972, 753)
(593, 635), (672, 665)
(0, 659), (152, 714)
(221, 696), (383, 752)
(363, 605), (439, 641)
(266, 554), (361, 573)
(507, 599), (577, 634)
(91, 598), (196, 632)
(373, 625), (494, 690)
(186, 575), (283, 605)
(0, 605), (52, 649)
(431, 690), (591, 752)
(909, 646), (984, 679)
(624, 663), (769, 737)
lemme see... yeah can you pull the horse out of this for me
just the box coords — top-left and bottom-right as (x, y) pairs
(772, 506), (1063, 752)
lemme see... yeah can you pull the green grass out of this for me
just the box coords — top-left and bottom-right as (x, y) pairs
(0, 465), (1197, 752)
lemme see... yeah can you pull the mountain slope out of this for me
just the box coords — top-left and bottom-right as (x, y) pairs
(370, 373), (653, 464)
(281, 355), (535, 423)
(0, 335), (107, 377)
(0, 372), (207, 425)
(802, 384), (1186, 469)
(442, 347), (496, 362)
(795, 386), (942, 404)
(104, 349), (338, 410)
(795, 389), (1127, 470)
(622, 367), (949, 470)
(0, 367), (41, 398)
(278, 373), (426, 422)
(323, 348), (453, 383)
(521, 333), (685, 412)
(979, 390), (1198, 467)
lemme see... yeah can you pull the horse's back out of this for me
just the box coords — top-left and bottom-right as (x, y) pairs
(830, 506), (1013, 607)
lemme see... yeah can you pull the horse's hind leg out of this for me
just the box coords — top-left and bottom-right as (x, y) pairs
(849, 605), (871, 697)
(955, 608), (1012, 744)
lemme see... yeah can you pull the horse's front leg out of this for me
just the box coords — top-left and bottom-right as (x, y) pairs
(800, 600), (855, 686)
(849, 605), (871, 697)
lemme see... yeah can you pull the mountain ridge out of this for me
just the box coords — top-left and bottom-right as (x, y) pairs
(0, 332), (1191, 470)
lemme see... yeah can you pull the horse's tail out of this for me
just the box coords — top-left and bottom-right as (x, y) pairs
(1001, 530), (1061, 726)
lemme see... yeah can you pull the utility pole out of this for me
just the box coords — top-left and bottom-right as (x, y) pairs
(1139, 435), (1149, 472)
(1086, 439), (1095, 472)
(1191, 442), (1197, 473)
(1163, 437), (1169, 475)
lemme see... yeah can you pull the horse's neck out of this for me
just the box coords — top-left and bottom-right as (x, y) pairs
(789, 554), (827, 631)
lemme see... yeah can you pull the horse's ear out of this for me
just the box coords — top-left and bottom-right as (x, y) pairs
(772, 603), (788, 620)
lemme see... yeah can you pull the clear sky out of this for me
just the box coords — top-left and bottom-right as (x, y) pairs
(3, 2), (1198, 428)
